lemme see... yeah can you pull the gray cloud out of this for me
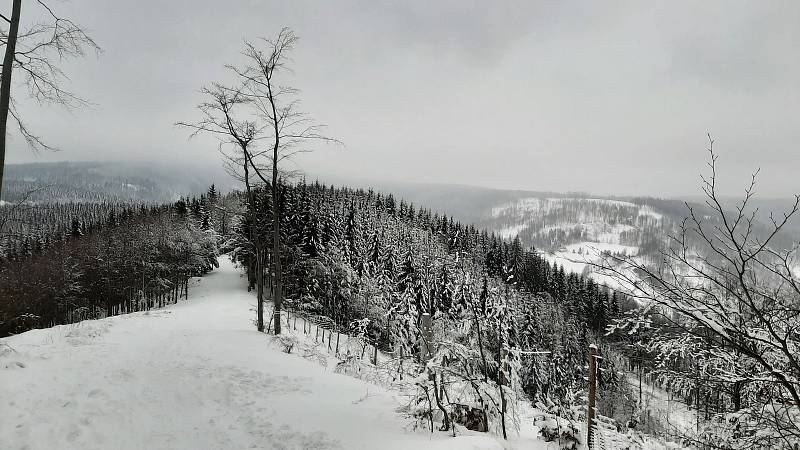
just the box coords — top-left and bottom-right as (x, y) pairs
(7, 0), (800, 197)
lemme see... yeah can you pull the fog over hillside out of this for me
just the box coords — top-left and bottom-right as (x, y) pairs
(1, 161), (236, 203)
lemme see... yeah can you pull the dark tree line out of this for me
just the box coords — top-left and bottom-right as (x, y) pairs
(0, 191), (218, 337)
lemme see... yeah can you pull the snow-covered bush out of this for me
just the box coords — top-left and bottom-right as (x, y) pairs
(534, 396), (582, 449)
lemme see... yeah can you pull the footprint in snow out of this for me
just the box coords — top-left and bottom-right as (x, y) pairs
(87, 388), (109, 399)
(2, 361), (25, 369)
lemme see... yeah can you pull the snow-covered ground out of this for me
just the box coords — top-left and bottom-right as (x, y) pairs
(637, 205), (663, 220)
(538, 241), (645, 292)
(564, 242), (638, 256)
(497, 224), (529, 240)
(0, 258), (552, 450)
(624, 375), (697, 441)
(489, 197), (665, 247)
(488, 197), (670, 293)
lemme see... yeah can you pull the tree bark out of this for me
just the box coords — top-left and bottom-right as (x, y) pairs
(270, 88), (282, 335)
(0, 0), (22, 200)
(243, 158), (264, 332)
(587, 344), (598, 448)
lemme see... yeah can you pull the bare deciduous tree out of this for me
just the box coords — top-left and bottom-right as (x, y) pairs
(600, 136), (800, 448)
(234, 28), (340, 335)
(0, 0), (100, 200)
(179, 28), (338, 334)
(176, 84), (269, 330)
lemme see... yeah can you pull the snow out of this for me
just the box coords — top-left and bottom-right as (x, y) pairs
(624, 375), (697, 438)
(540, 250), (591, 276)
(490, 197), (668, 252)
(491, 198), (547, 218)
(497, 224), (528, 239)
(564, 242), (638, 256)
(637, 205), (663, 220)
(568, 198), (636, 208)
(490, 197), (640, 219)
(539, 241), (645, 292)
(0, 258), (553, 450)
(537, 223), (637, 245)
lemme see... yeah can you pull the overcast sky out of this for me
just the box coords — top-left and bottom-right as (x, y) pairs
(7, 0), (800, 197)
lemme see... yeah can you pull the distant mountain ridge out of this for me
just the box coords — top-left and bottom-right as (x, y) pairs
(314, 177), (798, 287)
(4, 161), (797, 266)
(2, 161), (234, 203)
(330, 178), (798, 248)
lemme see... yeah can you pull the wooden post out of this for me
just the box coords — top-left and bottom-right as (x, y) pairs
(587, 344), (598, 449)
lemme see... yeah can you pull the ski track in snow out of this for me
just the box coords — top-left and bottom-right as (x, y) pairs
(0, 258), (527, 450)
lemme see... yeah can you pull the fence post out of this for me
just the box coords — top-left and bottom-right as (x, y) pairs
(587, 344), (598, 449)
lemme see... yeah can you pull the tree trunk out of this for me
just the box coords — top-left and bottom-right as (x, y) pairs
(587, 344), (598, 448)
(256, 248), (264, 331)
(243, 158), (264, 332)
(0, 0), (21, 200)
(271, 157), (282, 334)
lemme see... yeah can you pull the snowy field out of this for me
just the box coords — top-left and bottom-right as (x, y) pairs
(538, 242), (645, 293)
(489, 196), (665, 247)
(0, 258), (553, 450)
(488, 196), (671, 293)
(497, 224), (529, 240)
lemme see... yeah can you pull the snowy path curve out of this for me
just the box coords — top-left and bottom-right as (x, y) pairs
(0, 258), (508, 450)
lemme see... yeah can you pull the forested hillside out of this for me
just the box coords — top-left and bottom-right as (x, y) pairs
(363, 181), (799, 260)
(3, 173), (797, 448)
(0, 191), (219, 336)
(1, 175), (650, 442)
(219, 174), (800, 449)
(220, 179), (660, 443)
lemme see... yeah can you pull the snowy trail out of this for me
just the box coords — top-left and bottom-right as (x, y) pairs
(0, 258), (511, 450)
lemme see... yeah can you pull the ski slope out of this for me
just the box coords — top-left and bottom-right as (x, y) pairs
(0, 258), (552, 450)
